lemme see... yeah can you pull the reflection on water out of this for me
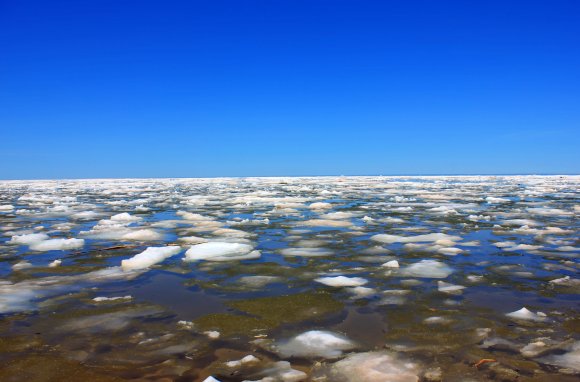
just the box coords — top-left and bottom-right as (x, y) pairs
(0, 176), (578, 381)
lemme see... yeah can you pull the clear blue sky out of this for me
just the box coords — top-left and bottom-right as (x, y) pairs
(1, 0), (579, 179)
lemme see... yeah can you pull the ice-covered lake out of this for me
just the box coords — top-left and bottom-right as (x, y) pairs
(0, 176), (578, 381)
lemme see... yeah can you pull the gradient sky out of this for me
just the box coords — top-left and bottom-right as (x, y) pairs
(1, 0), (579, 179)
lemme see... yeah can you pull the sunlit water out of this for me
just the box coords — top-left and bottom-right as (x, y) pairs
(0, 176), (578, 381)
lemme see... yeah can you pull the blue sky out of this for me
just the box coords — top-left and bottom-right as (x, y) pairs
(1, 0), (579, 179)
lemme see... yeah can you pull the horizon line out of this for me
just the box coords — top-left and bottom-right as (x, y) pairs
(1, 173), (579, 182)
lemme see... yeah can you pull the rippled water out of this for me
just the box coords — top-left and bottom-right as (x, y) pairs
(0, 176), (578, 381)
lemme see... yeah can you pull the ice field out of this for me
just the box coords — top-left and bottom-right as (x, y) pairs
(0, 176), (578, 381)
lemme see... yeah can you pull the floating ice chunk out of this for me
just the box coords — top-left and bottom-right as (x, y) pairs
(0, 205), (14, 211)
(280, 247), (333, 257)
(382, 260), (399, 268)
(486, 196), (510, 203)
(494, 241), (516, 248)
(503, 219), (539, 226)
(429, 205), (458, 215)
(437, 281), (465, 294)
(348, 286), (376, 298)
(315, 276), (368, 287)
(400, 279), (423, 286)
(467, 275), (484, 283)
(549, 276), (580, 287)
(556, 246), (579, 252)
(437, 247), (463, 256)
(371, 232), (461, 244)
(178, 236), (209, 244)
(537, 341), (580, 371)
(527, 207), (573, 217)
(294, 239), (328, 247)
(110, 212), (142, 222)
(121, 246), (182, 270)
(506, 244), (542, 251)
(424, 316), (452, 325)
(361, 246), (392, 255)
(71, 211), (100, 220)
(254, 361), (307, 382)
(79, 222), (132, 240)
(378, 292), (408, 305)
(177, 211), (215, 221)
(319, 211), (358, 220)
(208, 236), (253, 245)
(177, 320), (195, 330)
(49, 259), (62, 267)
(329, 351), (419, 382)
(309, 202), (332, 209)
(506, 307), (547, 322)
(212, 228), (253, 238)
(12, 261), (33, 270)
(92, 295), (132, 302)
(204, 330), (220, 339)
(7, 233), (49, 245)
(226, 354), (259, 368)
(520, 341), (548, 357)
(121, 229), (164, 241)
(435, 239), (456, 246)
(184, 242), (257, 261)
(468, 214), (491, 222)
(380, 216), (406, 224)
(276, 330), (356, 358)
(459, 240), (480, 247)
(399, 260), (453, 278)
(29, 238), (84, 251)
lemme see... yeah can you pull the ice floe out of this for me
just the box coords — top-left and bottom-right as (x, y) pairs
(121, 229), (164, 241)
(93, 295), (132, 302)
(399, 260), (453, 278)
(437, 281), (465, 294)
(315, 276), (368, 287)
(226, 354), (260, 368)
(382, 260), (400, 268)
(371, 232), (461, 244)
(279, 247), (333, 257)
(506, 307), (547, 322)
(7, 232), (50, 245)
(121, 246), (182, 270)
(537, 341), (580, 372)
(276, 330), (356, 358)
(185, 242), (259, 261)
(328, 351), (419, 382)
(29, 238), (85, 251)
(250, 361), (307, 382)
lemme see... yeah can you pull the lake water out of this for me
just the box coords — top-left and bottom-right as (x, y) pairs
(0, 176), (578, 381)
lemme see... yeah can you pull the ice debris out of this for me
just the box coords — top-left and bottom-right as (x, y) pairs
(399, 260), (453, 278)
(185, 242), (259, 261)
(314, 276), (368, 287)
(121, 246), (182, 271)
(276, 330), (356, 358)
(506, 307), (547, 322)
(328, 351), (419, 382)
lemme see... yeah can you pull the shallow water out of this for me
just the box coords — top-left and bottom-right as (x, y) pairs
(0, 176), (578, 381)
